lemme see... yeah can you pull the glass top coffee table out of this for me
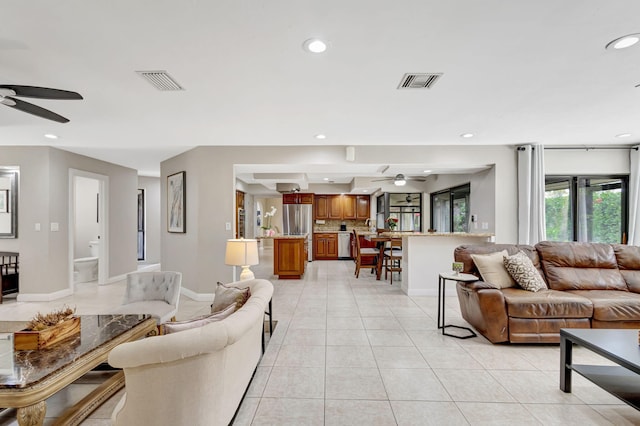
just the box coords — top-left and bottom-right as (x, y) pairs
(560, 328), (640, 410)
(0, 314), (156, 426)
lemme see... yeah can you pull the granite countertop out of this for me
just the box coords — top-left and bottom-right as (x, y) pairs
(270, 233), (309, 239)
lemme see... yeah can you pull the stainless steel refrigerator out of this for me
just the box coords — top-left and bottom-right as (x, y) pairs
(282, 204), (313, 261)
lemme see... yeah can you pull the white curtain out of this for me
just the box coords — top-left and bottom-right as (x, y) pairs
(517, 145), (546, 245)
(629, 146), (640, 245)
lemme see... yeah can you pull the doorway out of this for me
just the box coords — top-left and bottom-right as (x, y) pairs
(68, 169), (109, 290)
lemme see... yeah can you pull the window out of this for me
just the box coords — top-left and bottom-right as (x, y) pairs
(137, 189), (145, 261)
(545, 176), (628, 243)
(376, 193), (422, 231)
(430, 184), (470, 233)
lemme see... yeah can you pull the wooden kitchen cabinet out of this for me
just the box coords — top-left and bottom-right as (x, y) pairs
(314, 195), (329, 219)
(274, 237), (307, 279)
(328, 196), (343, 219)
(283, 193), (314, 204)
(342, 195), (357, 219)
(356, 195), (370, 219)
(314, 233), (338, 259)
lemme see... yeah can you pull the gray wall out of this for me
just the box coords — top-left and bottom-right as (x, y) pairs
(138, 176), (161, 264)
(0, 146), (138, 297)
(161, 145), (517, 296)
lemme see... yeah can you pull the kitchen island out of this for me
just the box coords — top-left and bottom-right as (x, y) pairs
(396, 232), (494, 296)
(273, 234), (309, 279)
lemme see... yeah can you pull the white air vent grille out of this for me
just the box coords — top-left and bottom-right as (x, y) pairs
(397, 73), (442, 89)
(136, 70), (184, 91)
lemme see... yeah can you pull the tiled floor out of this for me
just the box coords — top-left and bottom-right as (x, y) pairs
(1, 249), (640, 425)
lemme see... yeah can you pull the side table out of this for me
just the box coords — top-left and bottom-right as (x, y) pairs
(438, 272), (478, 339)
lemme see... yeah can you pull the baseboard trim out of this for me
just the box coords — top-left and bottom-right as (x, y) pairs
(102, 273), (127, 285)
(181, 287), (213, 302)
(17, 288), (73, 302)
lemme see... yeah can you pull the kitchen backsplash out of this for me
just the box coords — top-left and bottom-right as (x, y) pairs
(313, 219), (371, 233)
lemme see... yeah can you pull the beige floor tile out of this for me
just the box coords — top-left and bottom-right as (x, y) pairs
(590, 404), (640, 425)
(379, 368), (451, 401)
(233, 397), (260, 426)
(326, 316), (364, 330)
(391, 401), (469, 426)
(326, 345), (377, 368)
(252, 398), (324, 426)
(325, 399), (396, 426)
(362, 316), (403, 330)
(282, 328), (326, 346)
(489, 370), (582, 404)
(418, 347), (484, 370)
(275, 345), (325, 367)
(326, 329), (370, 346)
(434, 369), (516, 403)
(523, 403), (611, 425)
(246, 366), (272, 398)
(259, 343), (281, 366)
(367, 329), (414, 346)
(372, 346), (428, 368)
(325, 367), (388, 400)
(263, 366), (325, 399)
(288, 315), (326, 330)
(463, 345), (538, 370)
(456, 402), (542, 425)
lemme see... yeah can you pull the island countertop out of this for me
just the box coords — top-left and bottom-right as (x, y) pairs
(272, 233), (308, 239)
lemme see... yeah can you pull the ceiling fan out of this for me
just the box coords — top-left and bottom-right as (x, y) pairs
(0, 85), (83, 123)
(372, 173), (426, 186)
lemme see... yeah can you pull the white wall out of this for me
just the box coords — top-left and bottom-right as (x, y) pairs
(545, 148), (630, 175)
(138, 176), (161, 264)
(74, 176), (99, 258)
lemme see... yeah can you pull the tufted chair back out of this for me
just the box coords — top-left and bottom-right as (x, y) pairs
(123, 271), (182, 308)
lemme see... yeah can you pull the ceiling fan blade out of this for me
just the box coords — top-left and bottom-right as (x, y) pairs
(4, 97), (70, 123)
(0, 85), (83, 100)
(371, 178), (392, 182)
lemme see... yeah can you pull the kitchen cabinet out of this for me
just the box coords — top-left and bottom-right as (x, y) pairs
(314, 195), (329, 219)
(314, 194), (370, 220)
(314, 233), (338, 259)
(356, 195), (370, 219)
(274, 236), (307, 279)
(235, 190), (245, 239)
(283, 193), (314, 204)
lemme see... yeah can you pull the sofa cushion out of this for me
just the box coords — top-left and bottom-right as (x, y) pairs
(502, 288), (593, 319)
(536, 241), (627, 291)
(503, 251), (548, 292)
(162, 303), (236, 334)
(613, 244), (640, 293)
(211, 281), (251, 312)
(454, 244), (543, 277)
(568, 290), (640, 322)
(471, 250), (517, 289)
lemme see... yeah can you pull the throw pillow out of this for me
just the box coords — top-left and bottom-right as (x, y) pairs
(210, 281), (251, 313)
(163, 303), (236, 334)
(470, 250), (517, 289)
(503, 251), (548, 292)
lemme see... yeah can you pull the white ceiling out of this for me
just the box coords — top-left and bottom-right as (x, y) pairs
(1, 1), (639, 178)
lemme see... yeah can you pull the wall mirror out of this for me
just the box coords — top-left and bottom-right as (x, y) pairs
(0, 169), (19, 238)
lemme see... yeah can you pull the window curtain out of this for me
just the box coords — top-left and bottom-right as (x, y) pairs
(517, 144), (546, 245)
(629, 146), (640, 245)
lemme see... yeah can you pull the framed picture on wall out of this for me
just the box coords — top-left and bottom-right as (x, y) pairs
(167, 171), (186, 233)
(0, 190), (7, 213)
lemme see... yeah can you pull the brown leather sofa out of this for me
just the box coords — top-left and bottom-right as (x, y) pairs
(454, 241), (640, 343)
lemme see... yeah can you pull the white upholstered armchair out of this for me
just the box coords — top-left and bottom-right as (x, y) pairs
(108, 278), (274, 426)
(112, 271), (182, 324)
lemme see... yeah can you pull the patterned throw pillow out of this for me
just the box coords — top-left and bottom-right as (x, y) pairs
(503, 251), (547, 292)
(210, 281), (251, 313)
(470, 250), (517, 289)
(162, 303), (236, 334)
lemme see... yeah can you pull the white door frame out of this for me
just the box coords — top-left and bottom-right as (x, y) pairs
(68, 169), (109, 289)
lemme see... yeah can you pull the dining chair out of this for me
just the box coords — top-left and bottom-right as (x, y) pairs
(383, 238), (402, 284)
(353, 230), (378, 278)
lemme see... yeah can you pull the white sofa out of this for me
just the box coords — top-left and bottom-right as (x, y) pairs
(108, 278), (274, 426)
(111, 271), (182, 324)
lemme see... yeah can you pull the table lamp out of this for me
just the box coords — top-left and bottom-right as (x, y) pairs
(225, 238), (259, 280)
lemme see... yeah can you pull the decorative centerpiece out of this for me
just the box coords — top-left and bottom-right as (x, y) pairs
(261, 206), (277, 237)
(385, 217), (398, 231)
(452, 262), (464, 275)
(14, 306), (80, 350)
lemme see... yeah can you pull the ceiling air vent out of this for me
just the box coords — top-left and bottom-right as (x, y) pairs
(136, 70), (184, 91)
(397, 73), (442, 89)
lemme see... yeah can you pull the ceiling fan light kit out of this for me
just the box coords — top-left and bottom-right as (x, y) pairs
(373, 173), (427, 186)
(0, 85), (83, 123)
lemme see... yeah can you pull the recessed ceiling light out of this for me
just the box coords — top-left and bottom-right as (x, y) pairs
(606, 34), (640, 50)
(461, 133), (474, 138)
(362, 190), (368, 193)
(303, 39), (327, 53)
(423, 170), (432, 173)
(323, 177), (329, 181)
(44, 134), (58, 139)
(616, 133), (632, 138)
(315, 134), (327, 140)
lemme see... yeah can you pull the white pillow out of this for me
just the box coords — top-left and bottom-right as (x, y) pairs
(162, 303), (236, 334)
(470, 250), (517, 289)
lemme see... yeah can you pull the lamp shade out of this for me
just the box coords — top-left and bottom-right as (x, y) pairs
(225, 239), (259, 267)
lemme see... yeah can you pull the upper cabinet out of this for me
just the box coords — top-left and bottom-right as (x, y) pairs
(314, 194), (369, 220)
(283, 193), (314, 204)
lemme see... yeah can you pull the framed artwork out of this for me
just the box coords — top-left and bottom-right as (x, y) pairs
(167, 171), (186, 233)
(0, 190), (7, 213)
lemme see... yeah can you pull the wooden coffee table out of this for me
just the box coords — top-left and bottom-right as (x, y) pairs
(560, 328), (640, 410)
(0, 314), (156, 425)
